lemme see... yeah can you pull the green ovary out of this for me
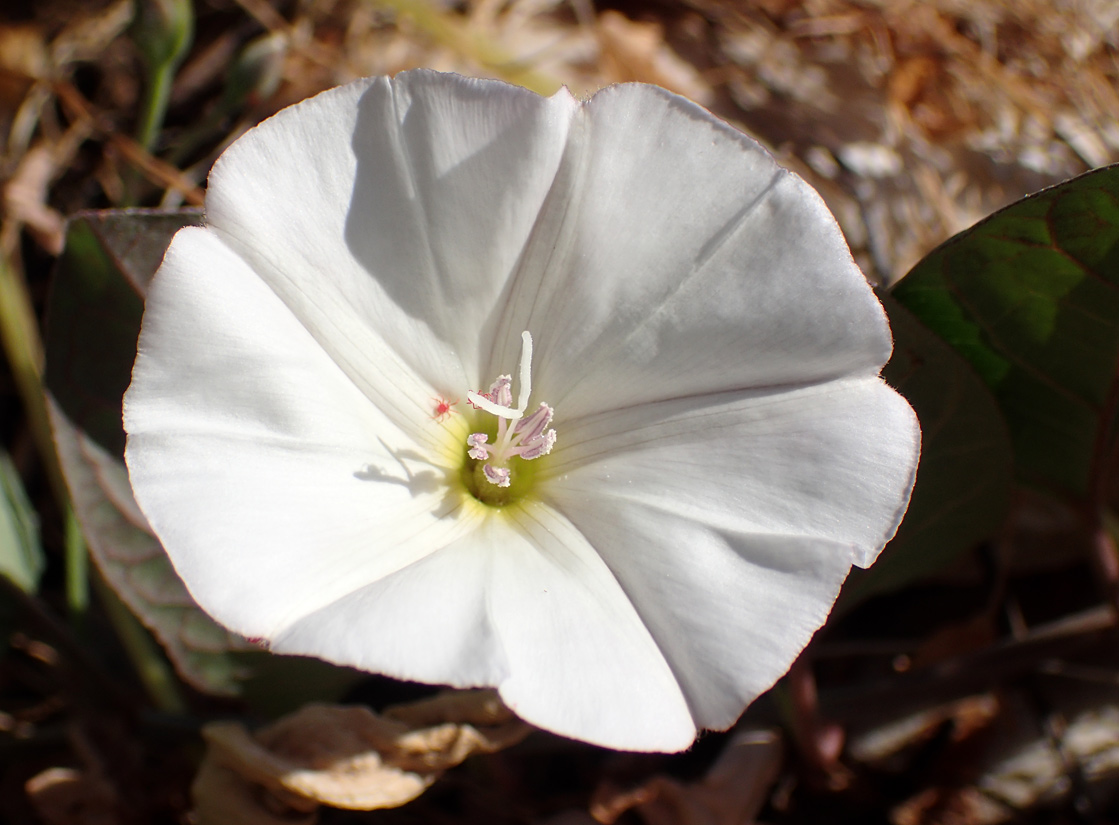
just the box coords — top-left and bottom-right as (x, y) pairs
(460, 426), (545, 507)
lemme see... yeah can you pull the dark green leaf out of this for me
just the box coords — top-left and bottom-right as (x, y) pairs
(44, 209), (359, 704)
(840, 293), (1014, 607)
(891, 165), (1119, 501)
(44, 208), (202, 457)
(44, 208), (251, 694)
(50, 396), (253, 695)
(0, 450), (43, 593)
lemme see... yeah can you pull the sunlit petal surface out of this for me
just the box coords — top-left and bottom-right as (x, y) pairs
(125, 69), (920, 752)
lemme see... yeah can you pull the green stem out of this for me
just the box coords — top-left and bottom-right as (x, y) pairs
(135, 60), (175, 155)
(64, 506), (89, 619)
(124, 61), (177, 205)
(93, 572), (186, 713)
(0, 250), (89, 620)
(0, 250), (174, 709)
(0, 250), (69, 508)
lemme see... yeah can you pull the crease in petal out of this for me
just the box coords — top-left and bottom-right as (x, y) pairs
(204, 71), (580, 449)
(491, 502), (695, 751)
(538, 379), (918, 730)
(541, 493), (853, 730)
(272, 517), (506, 688)
(483, 82), (892, 419)
(273, 501), (697, 752)
(543, 377), (920, 567)
(480, 107), (593, 380)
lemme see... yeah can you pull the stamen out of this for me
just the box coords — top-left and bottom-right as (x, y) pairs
(466, 331), (557, 491)
(466, 433), (491, 461)
(517, 429), (556, 460)
(482, 464), (512, 487)
(514, 403), (553, 444)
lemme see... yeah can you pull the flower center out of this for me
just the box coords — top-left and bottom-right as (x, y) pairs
(463, 331), (556, 505)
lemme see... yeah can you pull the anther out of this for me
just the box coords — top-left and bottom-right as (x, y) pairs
(466, 331), (556, 488)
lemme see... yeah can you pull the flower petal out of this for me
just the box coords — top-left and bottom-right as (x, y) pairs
(271, 516), (506, 689)
(546, 377), (919, 567)
(540, 501), (852, 731)
(203, 71), (579, 422)
(124, 71), (921, 754)
(273, 503), (696, 752)
(541, 377), (919, 728)
(125, 228), (477, 640)
(487, 82), (891, 417)
(493, 502), (694, 750)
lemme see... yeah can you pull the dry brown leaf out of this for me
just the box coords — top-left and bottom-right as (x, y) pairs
(193, 692), (531, 823)
(685, 0), (1119, 286)
(0, 24), (49, 81)
(0, 24), (48, 128)
(882, 685), (1119, 825)
(25, 767), (118, 825)
(909, 614), (1000, 670)
(47, 0), (132, 67)
(3, 143), (65, 253)
(849, 695), (1001, 766)
(192, 757), (319, 825)
(591, 729), (783, 825)
(384, 685), (512, 728)
(891, 785), (1012, 825)
(597, 10), (713, 104)
(50, 81), (205, 206)
(2, 123), (88, 254)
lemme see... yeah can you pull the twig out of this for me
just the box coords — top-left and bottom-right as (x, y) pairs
(52, 80), (205, 206)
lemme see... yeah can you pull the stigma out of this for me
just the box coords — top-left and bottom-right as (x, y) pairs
(466, 332), (557, 488)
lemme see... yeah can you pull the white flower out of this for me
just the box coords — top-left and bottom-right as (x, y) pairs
(123, 70), (920, 752)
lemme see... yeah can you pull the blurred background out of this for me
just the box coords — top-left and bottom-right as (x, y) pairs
(2, 0), (1119, 823)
